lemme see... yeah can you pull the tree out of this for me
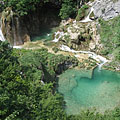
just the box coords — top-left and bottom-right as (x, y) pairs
(59, 0), (77, 19)
(0, 42), (67, 120)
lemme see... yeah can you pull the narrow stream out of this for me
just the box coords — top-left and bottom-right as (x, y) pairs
(60, 45), (108, 70)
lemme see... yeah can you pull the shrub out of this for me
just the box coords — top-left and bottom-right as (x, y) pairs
(76, 5), (89, 21)
(52, 47), (59, 53)
(59, 0), (76, 19)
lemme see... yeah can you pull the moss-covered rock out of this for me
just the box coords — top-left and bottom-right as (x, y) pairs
(76, 5), (89, 21)
(90, 11), (95, 20)
(58, 21), (94, 50)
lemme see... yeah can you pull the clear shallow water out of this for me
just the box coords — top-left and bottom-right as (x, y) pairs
(58, 68), (120, 115)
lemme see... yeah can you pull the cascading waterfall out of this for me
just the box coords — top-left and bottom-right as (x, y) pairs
(60, 45), (108, 70)
(52, 6), (94, 43)
(53, 31), (65, 42)
(0, 19), (5, 41)
(0, 28), (5, 41)
(80, 7), (94, 23)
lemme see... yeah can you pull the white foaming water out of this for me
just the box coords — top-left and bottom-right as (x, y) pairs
(53, 31), (65, 42)
(0, 18), (5, 41)
(47, 34), (50, 36)
(80, 7), (94, 23)
(13, 46), (22, 49)
(60, 45), (108, 70)
(0, 27), (5, 41)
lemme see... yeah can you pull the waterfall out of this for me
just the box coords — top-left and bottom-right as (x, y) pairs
(60, 45), (108, 70)
(0, 28), (5, 41)
(80, 7), (94, 23)
(97, 55), (108, 70)
(13, 46), (22, 49)
(0, 19), (5, 41)
(53, 31), (65, 42)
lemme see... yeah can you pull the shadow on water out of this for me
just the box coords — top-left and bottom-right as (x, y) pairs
(58, 68), (120, 115)
(31, 26), (58, 42)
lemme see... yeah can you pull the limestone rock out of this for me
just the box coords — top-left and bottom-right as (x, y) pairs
(93, 0), (120, 20)
(59, 21), (94, 50)
(23, 34), (30, 42)
(89, 41), (96, 50)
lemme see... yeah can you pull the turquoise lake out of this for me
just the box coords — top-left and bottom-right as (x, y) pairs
(58, 68), (120, 115)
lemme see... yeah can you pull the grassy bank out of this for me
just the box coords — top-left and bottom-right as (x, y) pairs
(99, 16), (120, 71)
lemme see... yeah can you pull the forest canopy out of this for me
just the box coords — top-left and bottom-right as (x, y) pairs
(1, 41), (120, 120)
(0, 0), (90, 19)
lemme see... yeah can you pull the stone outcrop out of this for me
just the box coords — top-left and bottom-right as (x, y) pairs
(56, 60), (78, 74)
(54, 20), (97, 50)
(93, 0), (120, 20)
(0, 3), (60, 45)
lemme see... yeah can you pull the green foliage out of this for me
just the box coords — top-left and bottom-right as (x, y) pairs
(0, 0), (92, 18)
(52, 47), (59, 53)
(76, 4), (89, 21)
(1, 41), (120, 120)
(99, 16), (120, 61)
(0, 42), (67, 120)
(113, 47), (120, 61)
(0, 0), (53, 16)
(59, 0), (77, 19)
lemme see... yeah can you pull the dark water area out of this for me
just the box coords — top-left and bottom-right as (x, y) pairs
(31, 26), (57, 42)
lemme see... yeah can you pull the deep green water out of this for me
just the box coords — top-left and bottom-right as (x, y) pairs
(58, 68), (120, 115)
(31, 27), (57, 41)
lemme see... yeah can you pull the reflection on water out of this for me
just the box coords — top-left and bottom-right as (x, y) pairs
(58, 68), (120, 115)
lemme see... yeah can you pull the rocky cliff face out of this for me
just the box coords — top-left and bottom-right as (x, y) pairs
(0, 3), (60, 45)
(53, 19), (99, 51)
(93, 0), (120, 20)
(1, 8), (26, 45)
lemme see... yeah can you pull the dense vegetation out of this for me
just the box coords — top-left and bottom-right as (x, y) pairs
(0, 41), (69, 119)
(0, 0), (120, 119)
(0, 0), (91, 19)
(0, 0), (51, 16)
(99, 16), (120, 61)
(1, 41), (120, 120)
(99, 16), (120, 70)
(0, 41), (78, 119)
(76, 4), (89, 21)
